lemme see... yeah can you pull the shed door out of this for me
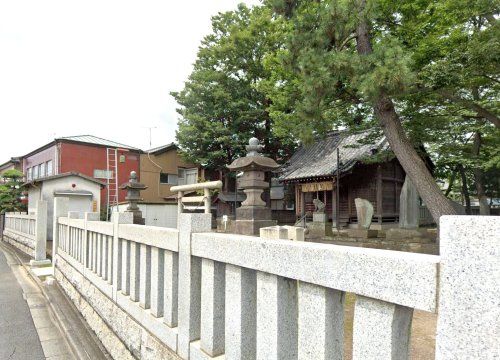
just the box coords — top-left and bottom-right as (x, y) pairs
(68, 196), (93, 215)
(144, 205), (178, 228)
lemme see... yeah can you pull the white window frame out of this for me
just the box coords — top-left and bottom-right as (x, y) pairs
(39, 163), (45, 178)
(178, 167), (197, 186)
(46, 160), (53, 176)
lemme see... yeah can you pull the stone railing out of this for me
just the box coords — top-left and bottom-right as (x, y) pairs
(51, 195), (499, 360)
(2, 200), (49, 265)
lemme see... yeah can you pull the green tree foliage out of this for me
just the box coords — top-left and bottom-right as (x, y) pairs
(262, 0), (499, 219)
(172, 4), (296, 180)
(0, 169), (26, 213)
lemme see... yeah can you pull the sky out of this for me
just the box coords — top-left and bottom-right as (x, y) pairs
(0, 0), (260, 160)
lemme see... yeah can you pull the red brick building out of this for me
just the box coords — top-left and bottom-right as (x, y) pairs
(22, 135), (141, 208)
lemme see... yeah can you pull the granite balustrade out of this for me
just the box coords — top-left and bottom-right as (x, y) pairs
(50, 201), (499, 360)
(3, 201), (48, 262)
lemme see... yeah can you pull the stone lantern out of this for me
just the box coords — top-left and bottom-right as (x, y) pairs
(120, 171), (147, 225)
(227, 137), (279, 235)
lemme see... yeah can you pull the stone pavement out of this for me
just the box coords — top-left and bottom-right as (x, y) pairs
(0, 244), (73, 360)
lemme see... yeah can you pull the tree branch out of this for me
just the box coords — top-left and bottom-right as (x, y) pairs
(437, 89), (500, 129)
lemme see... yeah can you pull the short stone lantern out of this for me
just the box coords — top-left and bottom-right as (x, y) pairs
(120, 171), (147, 225)
(227, 137), (279, 235)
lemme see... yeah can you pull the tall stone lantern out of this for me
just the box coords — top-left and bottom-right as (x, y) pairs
(120, 171), (147, 225)
(227, 137), (279, 235)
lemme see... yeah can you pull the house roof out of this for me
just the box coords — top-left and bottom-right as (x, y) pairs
(23, 172), (106, 187)
(56, 135), (141, 151)
(279, 131), (388, 182)
(146, 143), (178, 155)
(0, 157), (21, 171)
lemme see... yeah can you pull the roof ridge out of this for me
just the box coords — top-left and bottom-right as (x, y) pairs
(56, 134), (139, 150)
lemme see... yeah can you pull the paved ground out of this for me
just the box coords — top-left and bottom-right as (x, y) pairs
(0, 244), (73, 360)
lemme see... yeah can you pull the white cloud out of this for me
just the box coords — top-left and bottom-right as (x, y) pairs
(0, 0), (261, 159)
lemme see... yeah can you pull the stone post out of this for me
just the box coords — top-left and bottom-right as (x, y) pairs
(204, 188), (211, 214)
(436, 216), (500, 358)
(30, 200), (50, 266)
(66, 211), (79, 259)
(111, 212), (133, 301)
(399, 176), (419, 229)
(298, 283), (344, 359)
(352, 296), (413, 359)
(52, 197), (69, 267)
(83, 212), (99, 270)
(225, 264), (257, 359)
(256, 271), (298, 359)
(177, 212), (212, 359)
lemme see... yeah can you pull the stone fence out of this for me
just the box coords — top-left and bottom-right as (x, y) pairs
(49, 192), (499, 360)
(2, 200), (49, 265)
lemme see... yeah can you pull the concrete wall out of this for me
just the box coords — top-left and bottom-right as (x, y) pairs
(140, 149), (198, 203)
(113, 203), (178, 228)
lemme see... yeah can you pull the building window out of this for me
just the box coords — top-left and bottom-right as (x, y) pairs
(46, 160), (53, 176)
(178, 168), (197, 186)
(33, 165), (39, 179)
(160, 173), (178, 185)
(94, 169), (114, 179)
(27, 167), (32, 181)
(39, 163), (45, 178)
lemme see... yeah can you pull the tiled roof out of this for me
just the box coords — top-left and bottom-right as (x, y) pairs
(57, 135), (140, 150)
(23, 172), (106, 187)
(279, 131), (387, 181)
(147, 143), (177, 154)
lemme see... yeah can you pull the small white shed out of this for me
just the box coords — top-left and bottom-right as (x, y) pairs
(24, 172), (104, 240)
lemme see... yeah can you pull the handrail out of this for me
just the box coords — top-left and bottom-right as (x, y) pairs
(294, 213), (308, 228)
(170, 180), (222, 192)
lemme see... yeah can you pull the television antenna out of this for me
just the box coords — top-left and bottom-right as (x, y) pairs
(142, 126), (158, 148)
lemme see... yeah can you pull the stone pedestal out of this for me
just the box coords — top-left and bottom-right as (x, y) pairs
(307, 222), (333, 238)
(235, 220), (277, 236)
(313, 212), (328, 223)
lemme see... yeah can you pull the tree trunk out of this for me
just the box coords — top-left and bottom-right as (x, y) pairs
(444, 168), (457, 197)
(457, 164), (471, 214)
(355, 3), (456, 223)
(472, 132), (491, 215)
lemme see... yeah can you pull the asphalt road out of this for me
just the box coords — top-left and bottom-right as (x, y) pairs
(0, 249), (45, 360)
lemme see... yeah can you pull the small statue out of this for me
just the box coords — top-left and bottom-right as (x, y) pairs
(313, 198), (325, 213)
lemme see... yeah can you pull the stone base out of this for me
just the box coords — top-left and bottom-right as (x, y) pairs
(385, 228), (423, 240)
(30, 259), (52, 267)
(234, 219), (277, 236)
(348, 223), (399, 231)
(216, 217), (235, 233)
(236, 206), (272, 221)
(307, 222), (333, 238)
(312, 213), (328, 223)
(347, 229), (378, 239)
